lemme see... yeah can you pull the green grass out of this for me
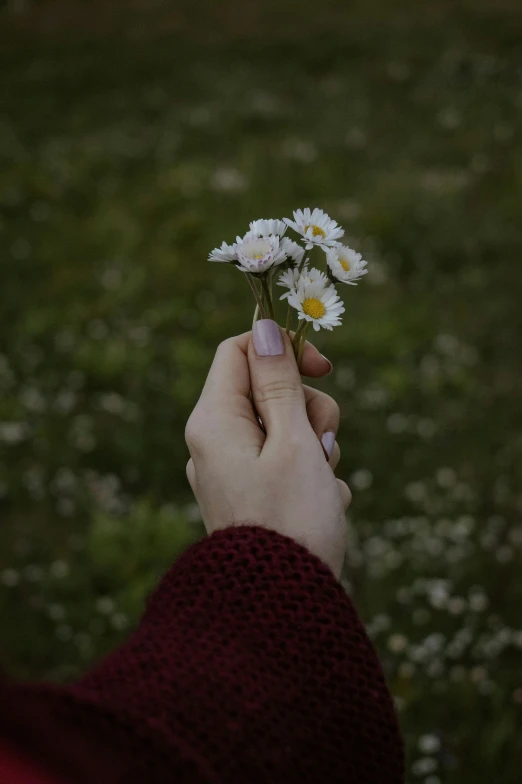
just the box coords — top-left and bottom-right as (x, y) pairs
(1, 2), (522, 781)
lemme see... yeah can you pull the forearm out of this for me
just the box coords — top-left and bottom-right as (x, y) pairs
(74, 525), (404, 781)
(1, 526), (404, 783)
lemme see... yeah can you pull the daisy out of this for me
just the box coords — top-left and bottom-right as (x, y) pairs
(235, 234), (287, 274)
(287, 277), (345, 331)
(285, 207), (344, 250)
(208, 240), (237, 263)
(277, 266), (328, 299)
(248, 218), (287, 238)
(326, 245), (368, 285)
(277, 266), (302, 299)
(280, 237), (306, 265)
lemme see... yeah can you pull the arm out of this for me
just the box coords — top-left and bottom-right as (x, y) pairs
(1, 527), (403, 783)
(0, 326), (404, 782)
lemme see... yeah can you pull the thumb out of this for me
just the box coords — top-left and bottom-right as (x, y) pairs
(248, 319), (309, 440)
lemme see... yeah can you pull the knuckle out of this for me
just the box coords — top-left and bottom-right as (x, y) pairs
(216, 337), (235, 357)
(326, 395), (340, 422)
(341, 481), (353, 506)
(185, 414), (206, 453)
(310, 389), (340, 424)
(186, 459), (196, 487)
(255, 377), (302, 405)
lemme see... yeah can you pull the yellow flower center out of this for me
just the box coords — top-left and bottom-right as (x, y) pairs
(304, 224), (326, 239)
(253, 254), (265, 259)
(302, 297), (326, 320)
(340, 259), (351, 272)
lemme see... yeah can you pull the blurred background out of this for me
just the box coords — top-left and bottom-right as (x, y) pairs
(0, 0), (521, 781)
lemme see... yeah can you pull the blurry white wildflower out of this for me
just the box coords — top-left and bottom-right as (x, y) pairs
(208, 240), (237, 263)
(235, 234), (288, 274)
(350, 469), (373, 490)
(248, 218), (287, 238)
(326, 245), (368, 284)
(0, 422), (27, 444)
(287, 276), (344, 331)
(111, 612), (129, 631)
(211, 167), (247, 193)
(282, 137), (317, 163)
(285, 207), (344, 250)
(277, 266), (327, 300)
(1, 569), (20, 587)
(387, 633), (408, 653)
(50, 560), (70, 579)
(96, 596), (115, 615)
(411, 758), (438, 776)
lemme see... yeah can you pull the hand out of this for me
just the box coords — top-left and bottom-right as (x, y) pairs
(185, 320), (351, 578)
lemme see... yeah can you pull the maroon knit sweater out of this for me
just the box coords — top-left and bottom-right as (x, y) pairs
(0, 526), (404, 783)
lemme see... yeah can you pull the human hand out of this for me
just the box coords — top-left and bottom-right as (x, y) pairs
(185, 320), (351, 578)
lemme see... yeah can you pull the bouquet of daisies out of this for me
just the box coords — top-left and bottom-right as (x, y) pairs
(209, 208), (367, 365)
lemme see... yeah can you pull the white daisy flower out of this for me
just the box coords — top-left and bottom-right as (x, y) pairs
(284, 207), (344, 250)
(280, 237), (306, 265)
(277, 266), (328, 299)
(326, 245), (368, 285)
(287, 277), (345, 331)
(277, 266), (302, 299)
(208, 240), (237, 263)
(235, 234), (287, 274)
(302, 267), (329, 286)
(248, 218), (287, 238)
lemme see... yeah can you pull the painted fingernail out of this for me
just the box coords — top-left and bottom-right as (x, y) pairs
(320, 354), (333, 375)
(321, 430), (336, 459)
(253, 319), (284, 357)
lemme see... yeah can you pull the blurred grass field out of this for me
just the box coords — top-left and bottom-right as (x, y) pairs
(1, 1), (522, 781)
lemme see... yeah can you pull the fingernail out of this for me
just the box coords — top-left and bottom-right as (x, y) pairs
(321, 431), (336, 459)
(320, 354), (333, 375)
(253, 319), (284, 357)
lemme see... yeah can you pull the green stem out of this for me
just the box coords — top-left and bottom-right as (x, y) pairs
(299, 243), (312, 272)
(285, 303), (293, 335)
(260, 275), (275, 320)
(296, 322), (311, 369)
(252, 304), (260, 329)
(246, 274), (266, 319)
(292, 319), (307, 360)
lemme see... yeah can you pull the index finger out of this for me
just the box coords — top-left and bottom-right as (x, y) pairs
(200, 334), (251, 404)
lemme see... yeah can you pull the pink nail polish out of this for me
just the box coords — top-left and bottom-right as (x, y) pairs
(253, 319), (284, 357)
(322, 431), (336, 459)
(320, 354), (333, 375)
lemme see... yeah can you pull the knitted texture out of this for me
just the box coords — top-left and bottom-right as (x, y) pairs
(0, 525), (405, 783)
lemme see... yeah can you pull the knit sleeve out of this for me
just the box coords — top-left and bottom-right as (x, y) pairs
(2, 525), (405, 783)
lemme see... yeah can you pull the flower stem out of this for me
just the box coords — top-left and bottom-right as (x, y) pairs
(285, 303), (293, 335)
(246, 274), (266, 319)
(252, 304), (260, 329)
(292, 319), (307, 360)
(260, 275), (275, 320)
(296, 322), (310, 369)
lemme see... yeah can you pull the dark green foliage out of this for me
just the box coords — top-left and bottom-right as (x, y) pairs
(0, 2), (521, 781)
